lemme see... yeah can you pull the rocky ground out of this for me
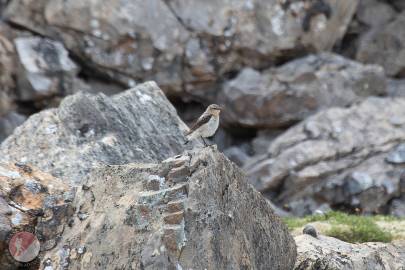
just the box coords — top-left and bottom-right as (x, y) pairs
(1, 0), (405, 269)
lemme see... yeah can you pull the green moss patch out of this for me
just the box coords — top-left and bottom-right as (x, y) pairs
(283, 211), (403, 243)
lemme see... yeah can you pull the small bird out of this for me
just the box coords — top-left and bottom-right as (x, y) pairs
(185, 104), (222, 146)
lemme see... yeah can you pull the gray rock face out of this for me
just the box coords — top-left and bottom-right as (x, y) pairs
(244, 97), (405, 215)
(219, 53), (386, 128)
(295, 235), (405, 269)
(0, 82), (191, 185)
(0, 112), (26, 142)
(4, 0), (358, 99)
(14, 37), (79, 101)
(388, 79), (405, 97)
(41, 147), (296, 270)
(357, 0), (396, 27)
(357, 11), (405, 77)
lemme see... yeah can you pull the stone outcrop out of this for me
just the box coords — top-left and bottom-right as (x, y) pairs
(219, 53), (386, 128)
(295, 235), (405, 269)
(0, 82), (191, 185)
(245, 97), (405, 215)
(0, 162), (74, 269)
(4, 0), (358, 99)
(41, 147), (296, 270)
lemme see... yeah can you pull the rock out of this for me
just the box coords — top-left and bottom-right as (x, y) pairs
(41, 147), (296, 270)
(223, 146), (250, 167)
(357, 11), (405, 77)
(244, 97), (405, 215)
(219, 53), (386, 128)
(386, 144), (405, 164)
(388, 79), (405, 97)
(356, 0), (396, 27)
(14, 37), (79, 101)
(303, 225), (318, 238)
(390, 197), (405, 218)
(0, 112), (26, 142)
(0, 82), (191, 185)
(0, 162), (74, 269)
(4, 0), (358, 99)
(294, 235), (405, 269)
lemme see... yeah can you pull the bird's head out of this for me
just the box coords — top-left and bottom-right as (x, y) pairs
(207, 104), (223, 116)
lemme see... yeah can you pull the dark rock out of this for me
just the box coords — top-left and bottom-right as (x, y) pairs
(303, 225), (318, 238)
(389, 196), (405, 217)
(219, 53), (386, 128)
(0, 112), (26, 142)
(41, 147), (297, 270)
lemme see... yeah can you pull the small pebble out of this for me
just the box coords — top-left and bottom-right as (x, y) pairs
(303, 224), (318, 238)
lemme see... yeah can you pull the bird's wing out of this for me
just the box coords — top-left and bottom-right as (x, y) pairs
(185, 113), (212, 135)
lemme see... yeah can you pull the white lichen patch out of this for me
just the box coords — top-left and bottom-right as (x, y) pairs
(0, 166), (21, 178)
(136, 91), (153, 104)
(271, 5), (285, 36)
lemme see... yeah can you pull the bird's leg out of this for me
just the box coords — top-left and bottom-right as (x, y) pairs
(201, 136), (208, 147)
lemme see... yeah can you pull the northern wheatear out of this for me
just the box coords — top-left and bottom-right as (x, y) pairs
(185, 104), (222, 146)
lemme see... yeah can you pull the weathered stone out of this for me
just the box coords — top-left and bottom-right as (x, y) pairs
(41, 147), (296, 270)
(389, 0), (405, 11)
(0, 82), (192, 184)
(14, 37), (79, 101)
(0, 162), (73, 269)
(386, 144), (405, 164)
(219, 53), (386, 128)
(295, 235), (405, 269)
(357, 11), (405, 77)
(4, 0), (358, 99)
(244, 97), (405, 215)
(0, 112), (26, 142)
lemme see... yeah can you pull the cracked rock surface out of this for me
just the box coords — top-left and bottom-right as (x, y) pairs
(0, 82), (191, 185)
(245, 97), (405, 215)
(41, 146), (296, 270)
(295, 235), (405, 269)
(4, 0), (358, 99)
(219, 53), (386, 128)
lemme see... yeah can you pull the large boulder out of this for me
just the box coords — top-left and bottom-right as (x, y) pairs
(219, 53), (386, 128)
(0, 162), (73, 269)
(4, 0), (358, 99)
(0, 82), (191, 185)
(244, 97), (405, 215)
(41, 146), (296, 270)
(295, 235), (405, 269)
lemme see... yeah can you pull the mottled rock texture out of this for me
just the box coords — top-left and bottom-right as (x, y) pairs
(295, 235), (405, 269)
(4, 0), (358, 99)
(245, 97), (405, 215)
(0, 162), (73, 269)
(219, 53), (386, 128)
(0, 82), (191, 184)
(41, 147), (296, 270)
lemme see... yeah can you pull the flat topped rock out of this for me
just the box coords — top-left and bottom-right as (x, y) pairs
(41, 147), (297, 270)
(0, 82), (190, 185)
